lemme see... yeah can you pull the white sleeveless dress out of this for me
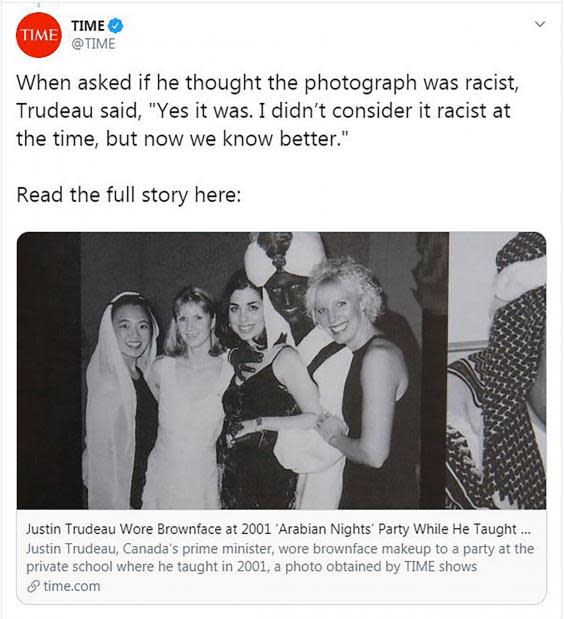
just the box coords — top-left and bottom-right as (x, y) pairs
(142, 356), (232, 509)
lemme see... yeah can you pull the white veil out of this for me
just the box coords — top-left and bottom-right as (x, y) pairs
(83, 292), (159, 509)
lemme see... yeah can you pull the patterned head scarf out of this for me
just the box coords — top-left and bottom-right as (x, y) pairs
(470, 233), (546, 508)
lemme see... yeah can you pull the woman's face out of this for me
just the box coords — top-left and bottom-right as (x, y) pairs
(313, 280), (367, 349)
(112, 304), (152, 361)
(176, 302), (213, 350)
(229, 287), (265, 342)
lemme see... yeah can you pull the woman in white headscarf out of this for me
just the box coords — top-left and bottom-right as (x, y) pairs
(83, 292), (159, 509)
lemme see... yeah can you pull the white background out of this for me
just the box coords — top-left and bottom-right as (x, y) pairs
(1, 1), (561, 618)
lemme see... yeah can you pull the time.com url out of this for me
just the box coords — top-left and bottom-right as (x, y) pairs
(30, 580), (101, 593)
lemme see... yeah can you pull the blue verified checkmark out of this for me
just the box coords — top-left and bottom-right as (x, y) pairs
(108, 18), (124, 33)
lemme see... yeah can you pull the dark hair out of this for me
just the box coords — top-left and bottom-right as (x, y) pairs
(255, 232), (293, 270)
(164, 285), (223, 357)
(216, 269), (266, 349)
(110, 293), (152, 321)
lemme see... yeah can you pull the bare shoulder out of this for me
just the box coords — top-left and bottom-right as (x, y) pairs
(272, 344), (302, 370)
(362, 338), (408, 395)
(365, 338), (406, 370)
(447, 372), (481, 434)
(149, 355), (169, 379)
(151, 355), (167, 372)
(271, 345), (308, 387)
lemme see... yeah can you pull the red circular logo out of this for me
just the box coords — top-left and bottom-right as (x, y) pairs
(16, 12), (62, 58)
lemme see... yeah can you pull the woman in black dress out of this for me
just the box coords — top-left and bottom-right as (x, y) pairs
(217, 271), (341, 509)
(305, 257), (416, 509)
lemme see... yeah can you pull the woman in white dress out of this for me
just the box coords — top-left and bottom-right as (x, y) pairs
(142, 286), (232, 509)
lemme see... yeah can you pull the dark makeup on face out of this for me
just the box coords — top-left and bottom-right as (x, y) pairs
(264, 270), (314, 345)
(264, 271), (309, 325)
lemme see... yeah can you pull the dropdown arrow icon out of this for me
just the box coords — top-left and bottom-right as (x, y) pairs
(535, 21), (546, 27)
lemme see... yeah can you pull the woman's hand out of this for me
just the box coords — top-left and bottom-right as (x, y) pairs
(315, 414), (347, 445)
(225, 420), (243, 448)
(232, 419), (260, 439)
(228, 344), (263, 381)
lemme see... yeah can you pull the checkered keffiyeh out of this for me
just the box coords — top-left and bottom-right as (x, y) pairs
(447, 233), (546, 509)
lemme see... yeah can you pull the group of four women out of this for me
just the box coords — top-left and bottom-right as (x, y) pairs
(83, 233), (414, 510)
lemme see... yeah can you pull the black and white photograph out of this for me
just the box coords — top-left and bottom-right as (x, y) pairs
(17, 232), (545, 511)
(445, 232), (546, 510)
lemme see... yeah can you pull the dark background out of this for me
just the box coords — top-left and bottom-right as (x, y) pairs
(18, 233), (82, 508)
